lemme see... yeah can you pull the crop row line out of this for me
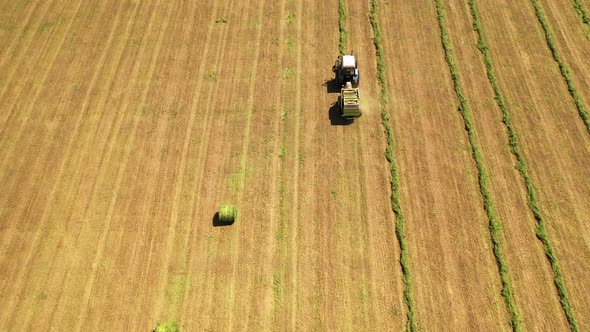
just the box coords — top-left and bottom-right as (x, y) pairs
(227, 0), (269, 327)
(271, 0), (296, 324)
(571, 0), (590, 40)
(338, 0), (347, 55)
(530, 0), (590, 135)
(468, 1), (579, 331)
(368, 1), (417, 331)
(434, 1), (522, 330)
(288, 0), (303, 328)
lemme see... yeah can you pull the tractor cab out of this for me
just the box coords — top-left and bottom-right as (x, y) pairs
(332, 54), (359, 88)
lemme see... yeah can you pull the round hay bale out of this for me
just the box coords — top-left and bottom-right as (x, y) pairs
(154, 321), (179, 332)
(219, 204), (237, 224)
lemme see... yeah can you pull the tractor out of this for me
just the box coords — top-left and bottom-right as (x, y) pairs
(332, 54), (361, 120)
(332, 54), (359, 88)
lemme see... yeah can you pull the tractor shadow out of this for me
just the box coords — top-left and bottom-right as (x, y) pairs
(329, 102), (353, 126)
(323, 78), (341, 94)
(212, 212), (234, 227)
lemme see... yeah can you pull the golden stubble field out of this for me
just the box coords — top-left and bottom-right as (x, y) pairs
(0, 0), (589, 330)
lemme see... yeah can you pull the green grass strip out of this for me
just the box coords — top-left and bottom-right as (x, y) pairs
(368, 1), (417, 331)
(530, 0), (590, 135)
(470, 2), (580, 331)
(154, 321), (180, 332)
(571, 0), (590, 39)
(573, 0), (590, 23)
(434, 1), (523, 330)
(338, 0), (347, 55)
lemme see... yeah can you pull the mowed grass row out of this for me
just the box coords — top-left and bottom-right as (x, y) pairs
(433, 1), (522, 330)
(368, 1), (417, 331)
(570, 0), (590, 39)
(338, 0), (347, 55)
(469, 1), (580, 331)
(529, 0), (590, 135)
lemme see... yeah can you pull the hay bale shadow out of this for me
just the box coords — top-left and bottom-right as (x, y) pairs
(329, 102), (353, 126)
(212, 212), (234, 227)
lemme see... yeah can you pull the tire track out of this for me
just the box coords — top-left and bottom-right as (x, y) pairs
(290, 0), (303, 328)
(13, 0), (130, 328)
(270, 1), (294, 327)
(45, 1), (164, 328)
(354, 123), (377, 328)
(0, 0), (63, 128)
(80, 104), (167, 331)
(0, 0), (84, 274)
(119, 0), (208, 329)
(0, 0), (82, 178)
(335, 125), (369, 329)
(0, 0), (30, 44)
(344, 1), (379, 327)
(153, 0), (232, 323)
(0, 0), (87, 324)
(225, 0), (267, 328)
(17, 3), (148, 327)
(42, 2), (156, 326)
(0, 0), (52, 86)
(0, 0), (130, 270)
(188, 1), (256, 325)
(84, 6), (183, 329)
(179, 1), (249, 327)
(266, 0), (288, 327)
(293, 1), (339, 328)
(164, 0), (235, 323)
(74, 2), (176, 330)
(220, 1), (289, 329)
(0, 2), (142, 327)
(125, 115), (176, 331)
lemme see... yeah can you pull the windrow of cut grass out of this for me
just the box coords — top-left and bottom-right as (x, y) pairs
(529, 0), (590, 135)
(338, 0), (347, 55)
(469, 1), (580, 331)
(434, 1), (522, 330)
(571, 0), (590, 39)
(368, 1), (417, 331)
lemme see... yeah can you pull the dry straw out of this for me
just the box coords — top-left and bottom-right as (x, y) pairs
(435, 0), (523, 330)
(368, 1), (417, 331)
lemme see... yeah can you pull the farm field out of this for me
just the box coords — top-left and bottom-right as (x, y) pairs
(0, 0), (589, 331)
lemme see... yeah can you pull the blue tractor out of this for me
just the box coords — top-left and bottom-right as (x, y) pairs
(332, 54), (359, 88)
